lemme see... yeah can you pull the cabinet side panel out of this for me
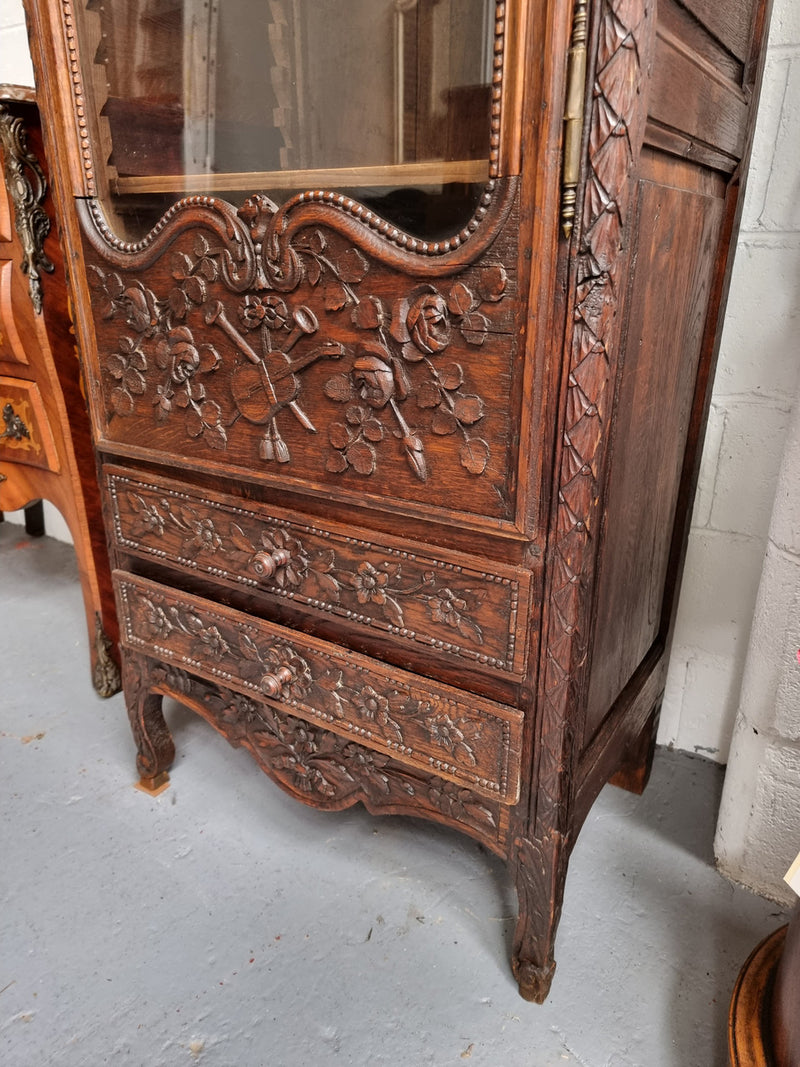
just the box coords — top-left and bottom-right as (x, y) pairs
(582, 171), (725, 741)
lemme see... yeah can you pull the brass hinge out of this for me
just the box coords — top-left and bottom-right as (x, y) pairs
(561, 0), (589, 240)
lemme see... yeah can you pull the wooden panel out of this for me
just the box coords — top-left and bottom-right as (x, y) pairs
(679, 0), (757, 63)
(81, 191), (522, 526)
(650, 23), (748, 162)
(106, 467), (531, 677)
(582, 173), (725, 743)
(115, 570), (523, 804)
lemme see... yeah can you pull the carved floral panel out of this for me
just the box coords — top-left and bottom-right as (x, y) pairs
(83, 193), (519, 521)
(115, 571), (523, 803)
(107, 470), (529, 675)
(144, 659), (506, 852)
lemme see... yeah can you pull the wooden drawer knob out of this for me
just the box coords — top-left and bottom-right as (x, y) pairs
(251, 548), (291, 579)
(259, 665), (294, 697)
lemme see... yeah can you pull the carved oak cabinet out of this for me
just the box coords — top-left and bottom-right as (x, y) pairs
(25, 0), (770, 999)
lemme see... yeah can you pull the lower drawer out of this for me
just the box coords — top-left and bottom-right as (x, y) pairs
(115, 571), (523, 805)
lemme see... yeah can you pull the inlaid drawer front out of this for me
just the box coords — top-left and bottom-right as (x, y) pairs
(0, 376), (59, 471)
(107, 470), (530, 676)
(115, 572), (523, 804)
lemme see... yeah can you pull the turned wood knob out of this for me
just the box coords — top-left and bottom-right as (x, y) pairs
(259, 665), (294, 697)
(251, 548), (291, 579)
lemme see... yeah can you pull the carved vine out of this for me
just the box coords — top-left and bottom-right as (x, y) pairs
(0, 103), (54, 313)
(130, 585), (487, 777)
(89, 195), (508, 483)
(124, 488), (486, 645)
(143, 659), (500, 838)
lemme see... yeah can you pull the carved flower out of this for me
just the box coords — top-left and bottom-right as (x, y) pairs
(183, 517), (223, 555)
(429, 588), (469, 627)
(272, 720), (338, 796)
(122, 282), (161, 336)
(406, 289), (450, 356)
(350, 685), (408, 740)
(425, 708), (477, 765)
(341, 743), (391, 793)
(239, 294), (288, 331)
(261, 528), (309, 588)
(352, 348), (395, 409)
(142, 598), (174, 639)
(198, 625), (230, 660)
(128, 493), (165, 537)
(349, 561), (389, 605)
(155, 326), (220, 385)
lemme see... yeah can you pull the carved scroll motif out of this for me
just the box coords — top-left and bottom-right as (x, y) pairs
(0, 104), (54, 314)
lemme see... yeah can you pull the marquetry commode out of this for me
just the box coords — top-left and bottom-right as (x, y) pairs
(25, 0), (771, 999)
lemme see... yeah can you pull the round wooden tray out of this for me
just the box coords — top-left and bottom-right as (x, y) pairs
(728, 925), (787, 1067)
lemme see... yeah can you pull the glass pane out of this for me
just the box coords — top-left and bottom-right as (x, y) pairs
(77, 0), (495, 242)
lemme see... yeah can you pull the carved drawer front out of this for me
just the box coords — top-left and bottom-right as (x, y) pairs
(107, 468), (531, 678)
(114, 571), (523, 804)
(0, 377), (59, 472)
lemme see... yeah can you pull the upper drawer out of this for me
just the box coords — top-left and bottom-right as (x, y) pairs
(114, 570), (523, 805)
(106, 467), (531, 680)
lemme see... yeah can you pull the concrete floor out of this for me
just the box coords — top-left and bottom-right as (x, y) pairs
(0, 522), (789, 1067)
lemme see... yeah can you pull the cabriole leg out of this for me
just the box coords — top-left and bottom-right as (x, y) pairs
(511, 831), (569, 1003)
(122, 653), (175, 793)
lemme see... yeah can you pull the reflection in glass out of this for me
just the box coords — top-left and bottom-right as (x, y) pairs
(77, 0), (495, 240)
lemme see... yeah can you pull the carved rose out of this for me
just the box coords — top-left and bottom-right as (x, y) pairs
(155, 326), (220, 385)
(352, 349), (395, 409)
(406, 290), (450, 355)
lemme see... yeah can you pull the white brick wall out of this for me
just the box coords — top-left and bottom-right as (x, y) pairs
(0, 0), (34, 87)
(659, 0), (800, 762)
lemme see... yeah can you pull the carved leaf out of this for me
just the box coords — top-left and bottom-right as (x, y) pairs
(417, 380), (442, 409)
(305, 569), (341, 602)
(459, 438), (490, 475)
(460, 312), (489, 346)
(345, 440), (376, 475)
(229, 523), (255, 553)
(362, 418), (384, 443)
(329, 422), (351, 450)
(322, 280), (347, 311)
(453, 395), (484, 425)
(438, 363), (464, 391)
(326, 451), (349, 474)
(337, 247), (369, 283)
(447, 281), (476, 317)
(240, 633), (261, 661)
(111, 387), (135, 416)
(477, 265), (507, 303)
(184, 275), (207, 305)
(352, 296), (384, 330)
(203, 422), (228, 451)
(431, 409), (458, 436)
(382, 596), (405, 629)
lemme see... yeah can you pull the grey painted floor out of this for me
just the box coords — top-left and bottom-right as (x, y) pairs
(0, 523), (788, 1067)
